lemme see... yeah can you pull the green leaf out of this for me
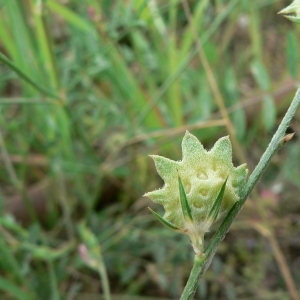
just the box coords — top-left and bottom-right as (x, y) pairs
(178, 174), (193, 222)
(148, 208), (181, 231)
(232, 108), (246, 140)
(223, 66), (246, 140)
(224, 66), (239, 105)
(251, 60), (270, 91)
(262, 95), (276, 131)
(0, 277), (34, 300)
(286, 31), (299, 78)
(47, 0), (97, 35)
(199, 79), (213, 118)
(207, 177), (228, 223)
(21, 242), (74, 261)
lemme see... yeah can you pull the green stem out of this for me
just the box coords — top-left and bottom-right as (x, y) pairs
(181, 86), (300, 298)
(48, 260), (60, 300)
(98, 264), (112, 300)
(0, 53), (61, 101)
(180, 255), (204, 300)
(240, 88), (300, 202)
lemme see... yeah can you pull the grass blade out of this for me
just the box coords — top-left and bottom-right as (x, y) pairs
(0, 277), (34, 300)
(178, 174), (193, 222)
(34, 0), (59, 90)
(0, 53), (61, 100)
(47, 0), (96, 34)
(148, 207), (181, 231)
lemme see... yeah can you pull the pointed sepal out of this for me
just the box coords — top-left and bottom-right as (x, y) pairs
(182, 131), (206, 165)
(210, 136), (232, 164)
(207, 177), (228, 224)
(150, 155), (178, 182)
(148, 207), (182, 231)
(178, 174), (193, 222)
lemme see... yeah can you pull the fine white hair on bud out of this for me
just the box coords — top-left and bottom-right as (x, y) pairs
(145, 131), (248, 254)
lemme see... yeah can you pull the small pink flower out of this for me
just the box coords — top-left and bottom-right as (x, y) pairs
(87, 7), (95, 20)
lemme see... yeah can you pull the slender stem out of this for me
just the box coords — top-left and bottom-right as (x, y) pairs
(179, 255), (204, 300)
(0, 53), (61, 101)
(268, 234), (299, 300)
(252, 223), (299, 300)
(206, 85), (300, 267)
(180, 86), (300, 297)
(136, 0), (238, 126)
(0, 129), (39, 222)
(241, 89), (300, 202)
(98, 264), (112, 300)
(0, 128), (20, 188)
(48, 261), (60, 300)
(56, 170), (74, 239)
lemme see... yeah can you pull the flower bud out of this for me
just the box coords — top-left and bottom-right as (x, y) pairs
(145, 131), (248, 254)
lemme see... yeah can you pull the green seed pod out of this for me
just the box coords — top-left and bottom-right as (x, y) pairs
(145, 131), (248, 254)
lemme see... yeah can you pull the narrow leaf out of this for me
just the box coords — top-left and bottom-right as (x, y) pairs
(251, 60), (270, 91)
(47, 0), (96, 34)
(278, 0), (300, 24)
(232, 108), (246, 140)
(286, 31), (299, 78)
(148, 208), (181, 231)
(262, 95), (276, 131)
(0, 53), (61, 100)
(178, 174), (193, 222)
(0, 276), (33, 300)
(207, 177), (228, 223)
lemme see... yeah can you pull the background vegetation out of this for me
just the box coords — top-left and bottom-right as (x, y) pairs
(0, 0), (299, 299)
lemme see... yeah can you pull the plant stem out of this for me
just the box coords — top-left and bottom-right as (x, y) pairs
(179, 255), (204, 300)
(240, 94), (300, 202)
(180, 86), (300, 298)
(98, 264), (112, 300)
(48, 260), (60, 300)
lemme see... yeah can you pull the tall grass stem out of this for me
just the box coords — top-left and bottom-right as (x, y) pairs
(0, 53), (61, 100)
